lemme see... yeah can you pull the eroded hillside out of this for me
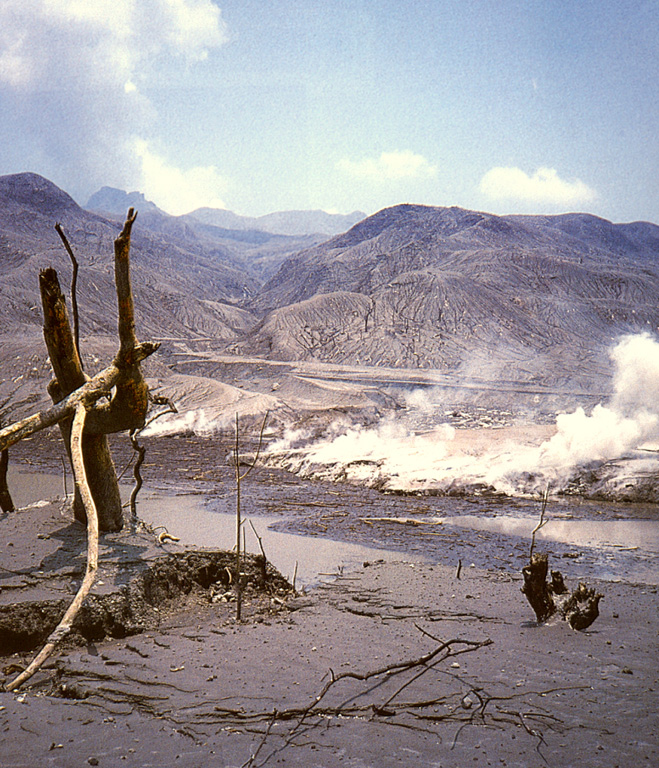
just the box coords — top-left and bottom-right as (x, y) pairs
(240, 204), (659, 391)
(2, 176), (658, 428)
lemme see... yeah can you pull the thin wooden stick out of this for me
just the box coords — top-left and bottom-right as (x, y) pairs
(238, 411), (270, 482)
(61, 455), (68, 500)
(235, 413), (243, 621)
(249, 519), (267, 561)
(234, 411), (269, 620)
(129, 429), (146, 525)
(6, 404), (99, 691)
(529, 485), (550, 561)
(128, 399), (178, 526)
(55, 223), (82, 369)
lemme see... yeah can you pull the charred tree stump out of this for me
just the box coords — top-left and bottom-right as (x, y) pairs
(522, 552), (603, 630)
(0, 446), (14, 512)
(561, 582), (603, 631)
(521, 553), (555, 624)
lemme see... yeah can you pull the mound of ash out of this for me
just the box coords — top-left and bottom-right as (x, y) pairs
(0, 551), (293, 657)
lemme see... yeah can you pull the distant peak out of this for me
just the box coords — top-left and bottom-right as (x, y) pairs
(86, 186), (162, 215)
(0, 172), (80, 214)
(190, 207), (366, 237)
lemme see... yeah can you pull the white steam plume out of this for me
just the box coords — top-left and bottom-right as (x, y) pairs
(536, 333), (659, 473)
(141, 408), (221, 437)
(267, 333), (659, 497)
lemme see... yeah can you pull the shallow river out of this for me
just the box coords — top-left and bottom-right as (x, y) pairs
(7, 465), (659, 587)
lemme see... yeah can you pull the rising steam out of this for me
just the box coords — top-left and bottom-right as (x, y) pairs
(267, 333), (659, 497)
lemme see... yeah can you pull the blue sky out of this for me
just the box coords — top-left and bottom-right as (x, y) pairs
(0, 1), (656, 222)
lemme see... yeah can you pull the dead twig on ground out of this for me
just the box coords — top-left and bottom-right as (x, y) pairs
(241, 632), (492, 768)
(233, 412), (269, 621)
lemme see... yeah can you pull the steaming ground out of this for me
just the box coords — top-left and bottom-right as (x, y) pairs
(258, 334), (659, 502)
(135, 333), (659, 503)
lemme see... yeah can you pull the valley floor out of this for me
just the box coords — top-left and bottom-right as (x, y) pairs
(0, 431), (657, 767)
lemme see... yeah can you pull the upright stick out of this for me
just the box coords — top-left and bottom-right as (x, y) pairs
(235, 413), (243, 620)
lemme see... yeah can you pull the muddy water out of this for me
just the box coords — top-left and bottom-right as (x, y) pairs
(7, 459), (658, 586)
(135, 488), (418, 588)
(434, 514), (659, 552)
(5, 467), (418, 589)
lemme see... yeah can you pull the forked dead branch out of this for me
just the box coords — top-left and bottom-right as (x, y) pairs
(0, 209), (160, 689)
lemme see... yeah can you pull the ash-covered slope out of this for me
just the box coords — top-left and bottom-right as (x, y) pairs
(85, 186), (322, 281)
(242, 204), (659, 391)
(0, 172), (262, 344)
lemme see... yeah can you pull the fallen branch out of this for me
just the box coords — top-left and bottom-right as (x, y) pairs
(242, 634), (492, 768)
(5, 403), (99, 691)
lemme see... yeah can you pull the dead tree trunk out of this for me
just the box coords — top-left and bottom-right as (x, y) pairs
(34, 209), (154, 532)
(521, 553), (556, 624)
(40, 268), (123, 531)
(0, 446), (14, 512)
(522, 552), (603, 630)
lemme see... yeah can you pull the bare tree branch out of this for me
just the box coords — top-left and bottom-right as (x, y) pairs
(129, 396), (178, 525)
(0, 342), (159, 453)
(241, 635), (493, 768)
(529, 485), (550, 560)
(55, 222), (82, 368)
(5, 403), (99, 691)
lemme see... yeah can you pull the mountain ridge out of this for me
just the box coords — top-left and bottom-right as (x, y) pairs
(86, 185), (366, 238)
(3, 172), (659, 420)
(238, 202), (659, 391)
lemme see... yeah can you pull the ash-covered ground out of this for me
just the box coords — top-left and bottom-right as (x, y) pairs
(4, 403), (658, 768)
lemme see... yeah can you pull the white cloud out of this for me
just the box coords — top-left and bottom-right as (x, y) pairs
(0, 0), (227, 199)
(133, 139), (228, 215)
(1, 0), (227, 87)
(158, 0), (226, 60)
(479, 166), (596, 207)
(337, 150), (437, 181)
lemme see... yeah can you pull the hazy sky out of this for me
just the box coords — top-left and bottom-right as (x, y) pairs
(0, 1), (656, 222)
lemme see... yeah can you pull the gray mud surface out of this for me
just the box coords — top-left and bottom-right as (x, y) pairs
(0, 430), (657, 767)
